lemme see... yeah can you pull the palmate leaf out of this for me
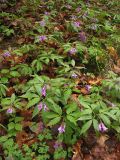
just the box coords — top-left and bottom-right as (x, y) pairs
(27, 97), (40, 108)
(63, 88), (72, 104)
(80, 120), (92, 135)
(66, 102), (77, 114)
(67, 115), (77, 125)
(32, 106), (39, 118)
(47, 116), (61, 126)
(0, 84), (8, 97)
(93, 119), (99, 131)
(46, 98), (62, 115)
(100, 114), (111, 126)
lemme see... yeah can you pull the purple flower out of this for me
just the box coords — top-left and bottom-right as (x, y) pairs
(71, 73), (78, 78)
(66, 5), (72, 9)
(38, 102), (43, 111)
(3, 51), (11, 57)
(91, 18), (98, 23)
(40, 20), (46, 27)
(79, 32), (87, 43)
(73, 21), (81, 28)
(54, 141), (62, 149)
(85, 0), (89, 3)
(44, 12), (49, 15)
(39, 35), (47, 42)
(43, 104), (48, 111)
(41, 85), (46, 97)
(76, 7), (81, 12)
(99, 122), (108, 132)
(7, 108), (13, 114)
(91, 24), (97, 30)
(111, 103), (116, 107)
(71, 15), (77, 20)
(58, 124), (65, 134)
(83, 12), (88, 19)
(69, 48), (77, 54)
(39, 122), (44, 132)
(108, 102), (116, 107)
(85, 85), (92, 92)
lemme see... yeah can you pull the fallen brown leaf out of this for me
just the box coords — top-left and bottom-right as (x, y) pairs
(97, 134), (109, 147)
(72, 141), (83, 160)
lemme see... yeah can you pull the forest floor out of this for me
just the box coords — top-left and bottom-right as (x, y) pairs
(0, 0), (120, 159)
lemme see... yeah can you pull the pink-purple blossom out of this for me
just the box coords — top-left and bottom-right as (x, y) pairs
(54, 141), (62, 149)
(69, 48), (77, 54)
(79, 32), (87, 43)
(39, 35), (47, 42)
(41, 85), (46, 97)
(99, 122), (108, 132)
(43, 104), (48, 111)
(38, 102), (43, 111)
(44, 12), (49, 15)
(85, 85), (92, 91)
(40, 20), (46, 27)
(3, 51), (11, 57)
(71, 73), (78, 78)
(38, 102), (48, 112)
(58, 124), (65, 133)
(71, 15), (77, 20)
(76, 7), (81, 12)
(73, 21), (81, 27)
(65, 5), (72, 9)
(7, 108), (13, 114)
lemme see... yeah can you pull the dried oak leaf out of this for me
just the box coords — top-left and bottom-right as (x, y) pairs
(107, 46), (118, 61)
(20, 109), (32, 121)
(113, 64), (120, 74)
(88, 77), (102, 85)
(84, 154), (93, 160)
(80, 88), (89, 95)
(97, 134), (109, 147)
(6, 87), (15, 96)
(72, 140), (83, 160)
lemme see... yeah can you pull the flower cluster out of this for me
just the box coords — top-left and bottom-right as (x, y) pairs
(58, 124), (65, 134)
(99, 122), (108, 132)
(73, 21), (81, 28)
(38, 35), (47, 42)
(69, 48), (77, 55)
(3, 51), (11, 57)
(38, 102), (48, 111)
(7, 108), (13, 114)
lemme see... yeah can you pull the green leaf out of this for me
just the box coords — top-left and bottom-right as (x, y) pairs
(80, 109), (92, 115)
(63, 89), (72, 104)
(11, 94), (16, 104)
(46, 99), (62, 115)
(27, 97), (40, 108)
(32, 106), (39, 118)
(100, 114), (111, 126)
(79, 99), (90, 108)
(80, 120), (92, 134)
(47, 116), (61, 126)
(93, 119), (99, 131)
(104, 112), (117, 120)
(78, 115), (92, 121)
(43, 112), (59, 119)
(66, 102), (77, 114)
(8, 122), (15, 130)
(15, 117), (23, 123)
(67, 115), (77, 125)
(1, 98), (11, 106)
(71, 59), (75, 67)
(10, 71), (20, 77)
(0, 136), (8, 143)
(15, 124), (22, 131)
